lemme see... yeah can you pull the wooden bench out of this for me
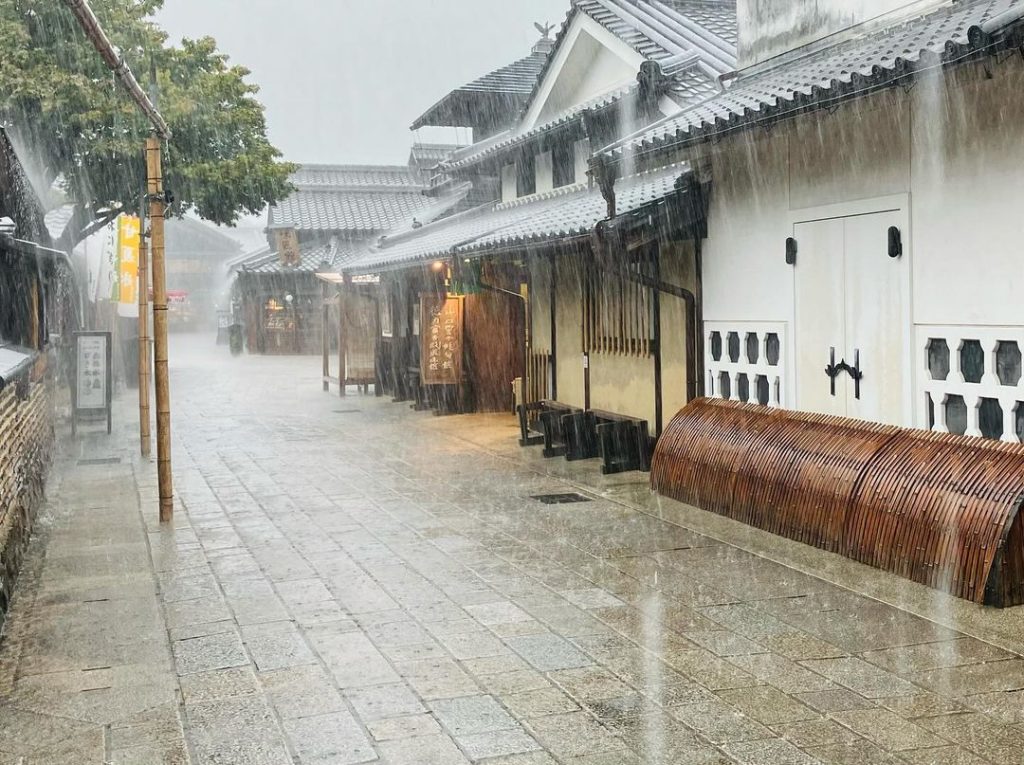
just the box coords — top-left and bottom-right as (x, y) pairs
(563, 408), (652, 474)
(517, 400), (582, 457)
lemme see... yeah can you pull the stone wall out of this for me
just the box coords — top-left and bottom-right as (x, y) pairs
(0, 374), (54, 623)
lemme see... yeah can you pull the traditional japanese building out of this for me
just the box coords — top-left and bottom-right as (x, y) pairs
(601, 0), (1024, 441)
(0, 127), (77, 627)
(342, 1), (737, 447)
(593, 0), (1024, 605)
(234, 161), (459, 355)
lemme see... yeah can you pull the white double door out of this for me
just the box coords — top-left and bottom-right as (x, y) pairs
(793, 208), (909, 426)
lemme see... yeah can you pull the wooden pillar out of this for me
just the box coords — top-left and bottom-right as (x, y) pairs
(146, 135), (173, 523)
(138, 216), (151, 457)
(337, 283), (346, 397)
(321, 282), (329, 392)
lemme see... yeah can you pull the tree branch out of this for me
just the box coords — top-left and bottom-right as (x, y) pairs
(59, 207), (121, 250)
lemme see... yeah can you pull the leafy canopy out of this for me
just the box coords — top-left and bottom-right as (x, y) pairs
(0, 0), (294, 245)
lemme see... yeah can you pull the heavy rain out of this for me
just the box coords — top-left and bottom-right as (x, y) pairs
(0, 0), (1023, 763)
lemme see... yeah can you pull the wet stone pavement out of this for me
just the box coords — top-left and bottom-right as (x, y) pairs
(1, 336), (1024, 764)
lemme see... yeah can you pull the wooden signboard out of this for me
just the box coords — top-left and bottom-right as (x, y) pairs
(420, 294), (463, 385)
(274, 228), (302, 267)
(72, 331), (112, 435)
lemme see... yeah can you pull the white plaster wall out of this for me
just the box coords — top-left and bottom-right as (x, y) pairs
(738, 0), (943, 67)
(910, 62), (1024, 327)
(501, 164), (517, 203)
(699, 56), (1024, 423)
(702, 132), (793, 325)
(536, 151), (554, 194)
(574, 139), (592, 185)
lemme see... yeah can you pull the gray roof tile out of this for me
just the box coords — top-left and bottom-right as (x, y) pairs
(605, 0), (1024, 157)
(445, 0), (737, 170)
(345, 164), (690, 273)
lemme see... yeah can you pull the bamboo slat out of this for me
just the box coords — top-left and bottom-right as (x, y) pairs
(651, 398), (1024, 606)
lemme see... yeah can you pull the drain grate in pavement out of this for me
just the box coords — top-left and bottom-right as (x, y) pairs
(333, 409), (361, 414)
(530, 492), (592, 505)
(77, 457), (121, 466)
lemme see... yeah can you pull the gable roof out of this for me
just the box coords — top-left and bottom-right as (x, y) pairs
(411, 48), (551, 131)
(268, 164), (433, 235)
(444, 0), (737, 171)
(603, 0), (1024, 162)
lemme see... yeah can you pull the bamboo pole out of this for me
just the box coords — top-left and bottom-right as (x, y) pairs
(146, 136), (173, 522)
(138, 208), (151, 457)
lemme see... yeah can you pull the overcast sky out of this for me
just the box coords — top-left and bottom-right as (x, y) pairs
(158, 0), (569, 167)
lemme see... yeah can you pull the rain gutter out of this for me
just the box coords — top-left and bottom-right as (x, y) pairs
(61, 0), (171, 139)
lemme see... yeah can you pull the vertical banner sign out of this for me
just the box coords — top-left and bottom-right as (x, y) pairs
(96, 223), (119, 303)
(274, 228), (302, 267)
(118, 215), (141, 318)
(72, 331), (112, 435)
(420, 294), (463, 385)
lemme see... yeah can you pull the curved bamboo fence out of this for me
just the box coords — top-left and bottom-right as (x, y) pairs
(651, 398), (1024, 606)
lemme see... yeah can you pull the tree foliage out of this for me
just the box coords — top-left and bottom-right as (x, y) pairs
(0, 0), (294, 246)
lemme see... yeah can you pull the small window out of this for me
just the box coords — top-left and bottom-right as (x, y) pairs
(516, 152), (536, 197)
(552, 141), (575, 188)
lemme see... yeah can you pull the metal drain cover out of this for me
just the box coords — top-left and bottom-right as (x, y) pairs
(530, 493), (592, 505)
(77, 457), (121, 466)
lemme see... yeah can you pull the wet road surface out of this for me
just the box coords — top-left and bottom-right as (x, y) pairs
(1, 335), (1023, 764)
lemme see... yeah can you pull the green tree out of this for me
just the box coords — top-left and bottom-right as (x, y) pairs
(0, 0), (294, 247)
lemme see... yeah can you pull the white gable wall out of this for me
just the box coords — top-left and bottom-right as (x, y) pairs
(522, 14), (645, 132)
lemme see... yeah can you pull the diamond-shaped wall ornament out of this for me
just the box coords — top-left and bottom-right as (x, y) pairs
(979, 398), (1004, 440)
(996, 341), (1022, 386)
(727, 332), (740, 363)
(927, 338), (950, 381)
(737, 374), (750, 402)
(765, 333), (780, 366)
(710, 332), (722, 361)
(719, 371), (731, 400)
(960, 339), (985, 384)
(945, 394), (968, 435)
(745, 333), (759, 364)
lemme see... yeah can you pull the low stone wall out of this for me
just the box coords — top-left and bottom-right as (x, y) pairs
(0, 374), (54, 623)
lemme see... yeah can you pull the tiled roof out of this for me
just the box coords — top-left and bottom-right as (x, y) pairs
(411, 51), (549, 130)
(238, 241), (339, 276)
(269, 190), (434, 234)
(345, 164), (690, 274)
(409, 144), (464, 167)
(290, 164), (424, 191)
(460, 51), (550, 94)
(604, 0), (1024, 159)
(444, 0), (737, 170)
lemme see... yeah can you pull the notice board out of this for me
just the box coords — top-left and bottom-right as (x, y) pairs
(72, 331), (112, 434)
(420, 294), (463, 385)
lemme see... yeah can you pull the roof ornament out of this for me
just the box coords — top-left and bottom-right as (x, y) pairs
(411, 218), (422, 229)
(533, 22), (556, 54)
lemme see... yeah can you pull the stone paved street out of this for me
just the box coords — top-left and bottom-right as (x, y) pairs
(2, 335), (1024, 764)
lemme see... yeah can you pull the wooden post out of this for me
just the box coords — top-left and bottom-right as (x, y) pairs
(146, 136), (173, 522)
(139, 206), (151, 457)
(321, 282), (329, 392)
(338, 282), (346, 397)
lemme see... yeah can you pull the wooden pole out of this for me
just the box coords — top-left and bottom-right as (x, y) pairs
(138, 205), (151, 457)
(338, 283), (346, 398)
(321, 282), (329, 392)
(146, 135), (173, 522)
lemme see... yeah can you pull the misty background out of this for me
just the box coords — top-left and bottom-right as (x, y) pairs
(158, 0), (569, 166)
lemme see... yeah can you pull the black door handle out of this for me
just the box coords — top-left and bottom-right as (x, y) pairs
(825, 347), (863, 399)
